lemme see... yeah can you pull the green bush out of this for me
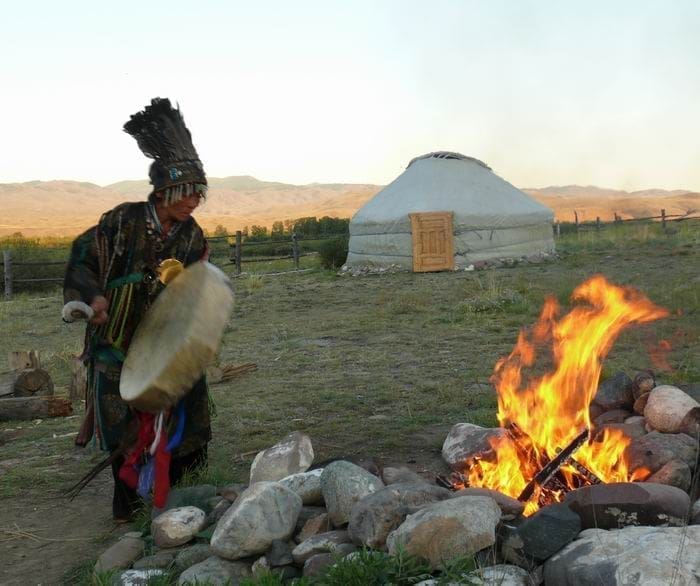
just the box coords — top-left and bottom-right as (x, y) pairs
(318, 237), (349, 270)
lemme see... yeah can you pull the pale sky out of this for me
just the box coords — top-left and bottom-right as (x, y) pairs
(2, 0), (699, 191)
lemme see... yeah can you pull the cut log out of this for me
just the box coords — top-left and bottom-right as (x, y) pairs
(8, 350), (41, 371)
(68, 358), (87, 402)
(0, 368), (54, 398)
(0, 396), (73, 421)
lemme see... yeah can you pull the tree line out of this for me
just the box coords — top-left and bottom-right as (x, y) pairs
(210, 216), (350, 241)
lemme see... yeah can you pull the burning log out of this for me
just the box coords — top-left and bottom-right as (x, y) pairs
(517, 429), (598, 503)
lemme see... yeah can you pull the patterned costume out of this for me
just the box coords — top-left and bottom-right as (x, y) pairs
(64, 98), (212, 517)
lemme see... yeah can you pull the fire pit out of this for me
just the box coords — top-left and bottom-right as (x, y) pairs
(442, 275), (700, 514)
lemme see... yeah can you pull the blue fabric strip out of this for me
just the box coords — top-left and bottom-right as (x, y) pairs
(166, 401), (186, 452)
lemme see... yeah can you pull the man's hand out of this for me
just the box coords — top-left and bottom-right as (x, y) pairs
(90, 295), (109, 326)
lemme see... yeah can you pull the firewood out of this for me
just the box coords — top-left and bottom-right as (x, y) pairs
(8, 351), (41, 371)
(68, 358), (87, 402)
(0, 396), (73, 421)
(0, 368), (54, 398)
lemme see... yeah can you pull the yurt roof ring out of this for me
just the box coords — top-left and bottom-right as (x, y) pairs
(406, 151), (491, 170)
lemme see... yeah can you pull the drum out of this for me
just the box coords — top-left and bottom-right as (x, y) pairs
(119, 261), (234, 412)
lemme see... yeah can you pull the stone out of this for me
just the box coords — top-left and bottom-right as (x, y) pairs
(544, 525), (700, 585)
(320, 460), (384, 526)
(644, 385), (700, 433)
(592, 421), (646, 442)
(679, 382), (700, 403)
(679, 406), (700, 437)
(592, 371), (633, 411)
(295, 506), (327, 533)
(441, 423), (514, 473)
(452, 487), (525, 517)
(219, 483), (247, 503)
(633, 392), (650, 415)
(113, 569), (165, 586)
(151, 506), (207, 548)
(251, 556), (270, 575)
(501, 503), (581, 567)
(131, 551), (174, 570)
(594, 409), (632, 426)
(348, 482), (452, 548)
(94, 535), (144, 573)
(207, 498), (232, 526)
(467, 564), (530, 585)
(588, 402), (604, 423)
(266, 539), (294, 567)
(386, 495), (501, 569)
(249, 431), (314, 484)
(292, 530), (352, 564)
(271, 565), (301, 580)
(622, 416), (647, 437)
(177, 556), (252, 585)
(303, 553), (334, 578)
(296, 512), (332, 543)
(334, 543), (358, 558)
(624, 431), (698, 475)
(174, 543), (212, 572)
(211, 481), (303, 560)
(691, 499), (700, 525)
(630, 371), (655, 400)
(381, 466), (427, 485)
(564, 482), (690, 528)
(646, 460), (692, 492)
(278, 468), (324, 505)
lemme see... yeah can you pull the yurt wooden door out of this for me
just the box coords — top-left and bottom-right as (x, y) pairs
(409, 212), (455, 272)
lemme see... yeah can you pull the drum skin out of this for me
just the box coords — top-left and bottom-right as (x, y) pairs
(120, 261), (234, 412)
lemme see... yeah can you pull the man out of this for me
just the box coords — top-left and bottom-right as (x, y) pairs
(63, 98), (211, 521)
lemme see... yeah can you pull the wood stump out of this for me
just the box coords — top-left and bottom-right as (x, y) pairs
(0, 396), (72, 421)
(0, 368), (54, 398)
(8, 350), (41, 370)
(68, 358), (88, 402)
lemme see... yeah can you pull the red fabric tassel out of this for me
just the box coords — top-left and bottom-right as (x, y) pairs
(118, 410), (172, 507)
(153, 429), (172, 508)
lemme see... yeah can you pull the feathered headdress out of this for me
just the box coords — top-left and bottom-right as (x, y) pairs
(123, 98), (207, 205)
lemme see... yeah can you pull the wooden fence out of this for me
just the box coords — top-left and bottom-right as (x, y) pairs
(553, 209), (700, 237)
(2, 232), (347, 299)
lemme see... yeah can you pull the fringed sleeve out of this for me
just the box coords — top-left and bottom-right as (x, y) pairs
(64, 226), (103, 305)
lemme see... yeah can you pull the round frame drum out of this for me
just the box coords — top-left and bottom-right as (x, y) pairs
(120, 261), (234, 412)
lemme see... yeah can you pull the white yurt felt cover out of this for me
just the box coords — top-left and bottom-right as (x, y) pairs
(347, 152), (554, 268)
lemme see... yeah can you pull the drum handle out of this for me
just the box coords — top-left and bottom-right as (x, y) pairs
(149, 410), (165, 456)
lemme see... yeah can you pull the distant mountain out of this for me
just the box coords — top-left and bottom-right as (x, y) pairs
(1, 177), (697, 237)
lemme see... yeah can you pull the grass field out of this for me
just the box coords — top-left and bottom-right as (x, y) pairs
(0, 222), (698, 583)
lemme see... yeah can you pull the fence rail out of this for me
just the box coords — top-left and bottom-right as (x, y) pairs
(555, 208), (700, 236)
(2, 231), (346, 298)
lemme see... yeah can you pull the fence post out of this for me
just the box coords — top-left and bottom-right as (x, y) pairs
(555, 222), (561, 238)
(661, 209), (666, 233)
(3, 250), (12, 299)
(292, 233), (300, 270)
(596, 216), (601, 232)
(235, 231), (242, 276)
(574, 211), (579, 233)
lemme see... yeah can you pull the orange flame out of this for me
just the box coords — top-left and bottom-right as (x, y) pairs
(468, 275), (668, 511)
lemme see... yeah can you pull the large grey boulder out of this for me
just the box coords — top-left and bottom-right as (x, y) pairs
(441, 423), (513, 472)
(151, 506), (207, 548)
(563, 482), (690, 528)
(348, 482), (451, 548)
(467, 564), (531, 585)
(645, 385), (699, 433)
(211, 481), (302, 560)
(320, 460), (384, 526)
(544, 525), (700, 585)
(94, 534), (144, 573)
(624, 431), (697, 476)
(177, 556), (252, 585)
(278, 468), (324, 505)
(174, 543), (212, 572)
(386, 495), (501, 569)
(249, 432), (314, 484)
(381, 466), (427, 485)
(691, 499), (700, 525)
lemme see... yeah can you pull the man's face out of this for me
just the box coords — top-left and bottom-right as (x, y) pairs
(162, 192), (204, 221)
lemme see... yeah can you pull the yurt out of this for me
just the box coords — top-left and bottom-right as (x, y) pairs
(346, 152), (554, 272)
